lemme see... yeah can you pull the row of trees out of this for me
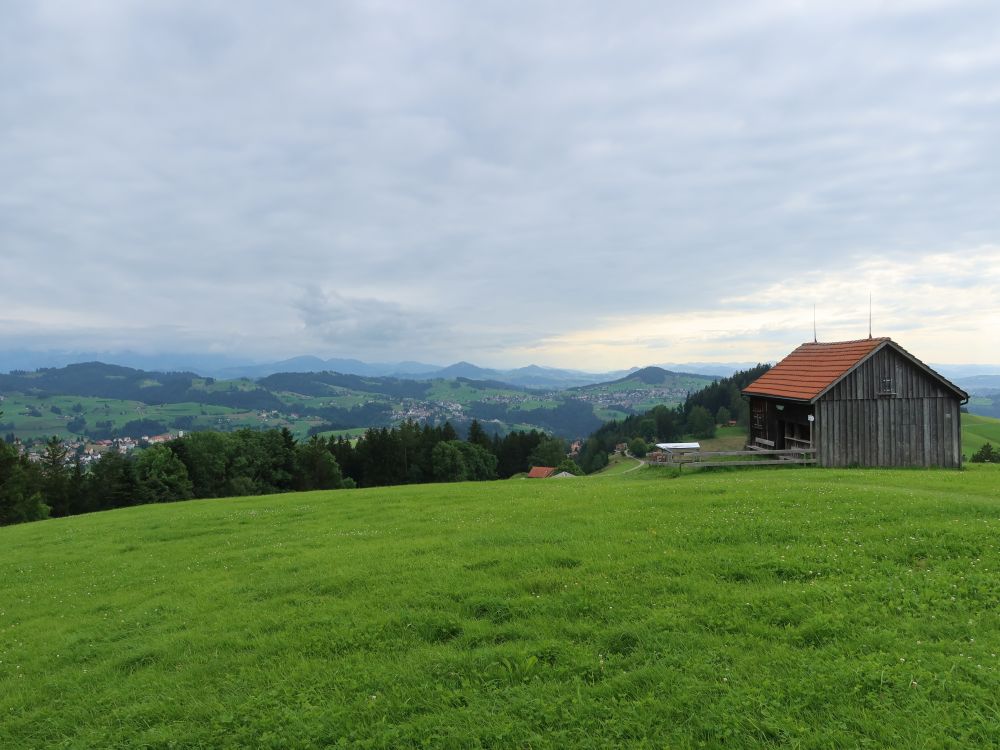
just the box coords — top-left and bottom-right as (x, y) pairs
(0, 418), (576, 526)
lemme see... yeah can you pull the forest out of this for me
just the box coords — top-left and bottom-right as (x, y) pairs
(0, 418), (572, 526)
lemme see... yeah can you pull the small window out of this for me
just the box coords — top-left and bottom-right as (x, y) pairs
(877, 364), (896, 396)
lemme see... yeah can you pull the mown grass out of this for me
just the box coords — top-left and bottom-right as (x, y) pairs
(1, 466), (999, 748)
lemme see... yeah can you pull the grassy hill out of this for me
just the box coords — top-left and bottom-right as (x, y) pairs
(2, 465), (999, 747)
(962, 413), (1000, 457)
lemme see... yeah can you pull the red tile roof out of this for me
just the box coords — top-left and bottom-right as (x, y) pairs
(743, 338), (888, 401)
(526, 466), (556, 478)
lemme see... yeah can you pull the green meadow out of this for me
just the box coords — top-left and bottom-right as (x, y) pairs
(2, 465), (999, 748)
(963, 413), (1000, 458)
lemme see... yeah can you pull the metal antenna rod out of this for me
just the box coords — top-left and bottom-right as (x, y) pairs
(868, 294), (872, 339)
(813, 304), (817, 343)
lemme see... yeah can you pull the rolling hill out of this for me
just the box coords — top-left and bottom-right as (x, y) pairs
(0, 362), (704, 444)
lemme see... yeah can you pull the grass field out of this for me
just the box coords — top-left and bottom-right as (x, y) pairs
(2, 465), (999, 747)
(962, 413), (1000, 458)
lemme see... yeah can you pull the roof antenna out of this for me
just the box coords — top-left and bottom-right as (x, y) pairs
(868, 293), (872, 339)
(813, 304), (817, 343)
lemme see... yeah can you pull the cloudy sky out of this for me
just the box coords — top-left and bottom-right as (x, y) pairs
(3, 0), (999, 369)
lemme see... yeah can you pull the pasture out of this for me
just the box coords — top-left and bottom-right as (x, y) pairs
(1, 466), (999, 747)
(962, 413), (1000, 458)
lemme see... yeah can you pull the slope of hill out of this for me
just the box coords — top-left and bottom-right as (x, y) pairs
(962, 413), (1000, 457)
(1, 466), (998, 747)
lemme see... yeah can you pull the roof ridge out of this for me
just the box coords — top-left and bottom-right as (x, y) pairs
(805, 336), (891, 346)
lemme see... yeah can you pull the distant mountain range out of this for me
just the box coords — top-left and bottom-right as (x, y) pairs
(0, 351), (640, 388)
(953, 374), (1000, 391)
(3, 350), (997, 390)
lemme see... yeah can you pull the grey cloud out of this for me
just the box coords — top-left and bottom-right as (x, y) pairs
(2, 1), (999, 364)
(295, 287), (449, 354)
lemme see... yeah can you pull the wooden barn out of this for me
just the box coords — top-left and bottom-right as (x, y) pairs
(742, 338), (969, 468)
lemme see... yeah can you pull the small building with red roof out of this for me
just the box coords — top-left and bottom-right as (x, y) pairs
(742, 338), (968, 468)
(526, 466), (556, 479)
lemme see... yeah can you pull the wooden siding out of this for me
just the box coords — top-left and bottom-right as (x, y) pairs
(814, 346), (962, 468)
(822, 346), (953, 401)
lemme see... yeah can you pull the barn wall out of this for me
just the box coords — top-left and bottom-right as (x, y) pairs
(816, 346), (962, 468)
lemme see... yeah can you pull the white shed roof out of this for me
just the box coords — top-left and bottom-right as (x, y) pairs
(654, 442), (701, 452)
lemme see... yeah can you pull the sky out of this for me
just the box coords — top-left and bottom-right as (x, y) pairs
(2, 0), (999, 370)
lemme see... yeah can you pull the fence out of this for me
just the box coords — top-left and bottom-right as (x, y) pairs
(646, 447), (816, 470)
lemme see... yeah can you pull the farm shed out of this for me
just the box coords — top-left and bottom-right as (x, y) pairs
(742, 338), (968, 468)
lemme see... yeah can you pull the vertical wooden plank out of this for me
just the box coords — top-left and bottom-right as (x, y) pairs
(857, 399), (865, 466)
(953, 401), (961, 467)
(906, 399), (915, 466)
(895, 398), (906, 466)
(935, 398), (943, 465)
(877, 397), (885, 466)
(831, 401), (837, 467)
(867, 400), (876, 467)
(862, 398), (868, 467)
(818, 401), (827, 466)
(891, 398), (899, 466)
(832, 401), (847, 466)
(850, 399), (856, 467)
(861, 400), (869, 466)
(888, 398), (895, 466)
(922, 400), (930, 466)
(816, 401), (824, 466)
(942, 398), (950, 466)
(901, 399), (910, 466)
(844, 400), (850, 467)
(828, 400), (835, 467)
(885, 399), (893, 466)
(857, 399), (864, 466)
(887, 397), (894, 465)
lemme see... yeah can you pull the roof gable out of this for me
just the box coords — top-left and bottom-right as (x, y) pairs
(742, 338), (968, 403)
(526, 466), (556, 478)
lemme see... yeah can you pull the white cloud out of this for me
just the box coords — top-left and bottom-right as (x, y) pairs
(517, 246), (1000, 368)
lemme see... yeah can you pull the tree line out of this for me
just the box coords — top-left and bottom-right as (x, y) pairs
(0, 417), (576, 527)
